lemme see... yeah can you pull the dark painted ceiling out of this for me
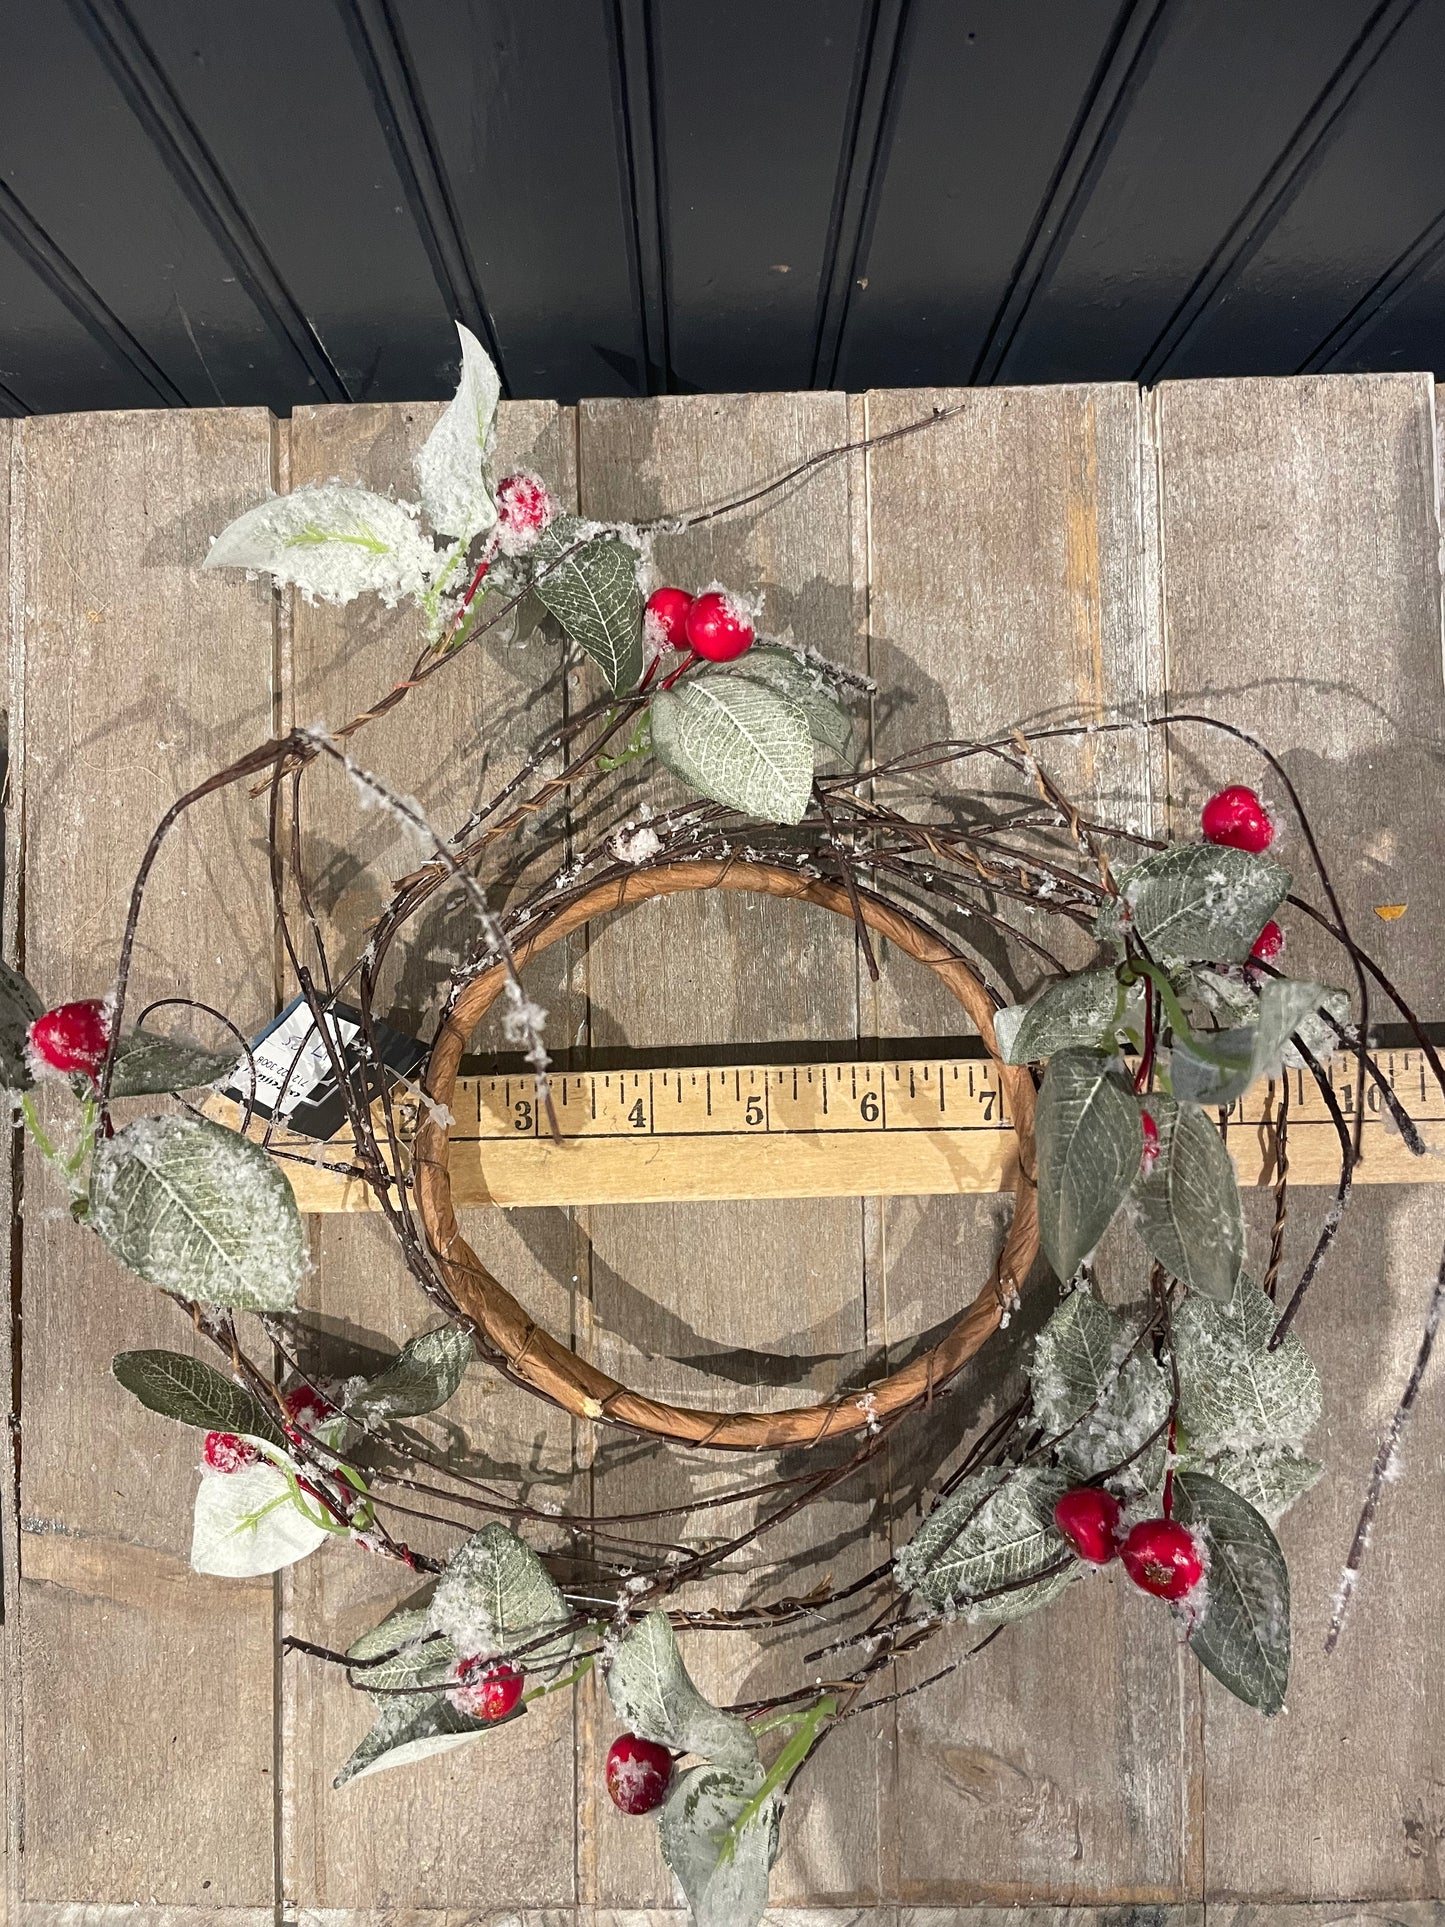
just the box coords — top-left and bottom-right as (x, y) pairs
(2, 0), (1443, 416)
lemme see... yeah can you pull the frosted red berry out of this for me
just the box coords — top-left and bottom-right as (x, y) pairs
(1054, 1485), (1122, 1564)
(1250, 919), (1284, 964)
(605, 1731), (673, 1814)
(645, 585), (694, 651)
(203, 1431), (259, 1475)
(684, 590), (754, 662)
(283, 1383), (337, 1433)
(450, 1656), (525, 1722)
(27, 998), (111, 1079)
(1140, 1109), (1160, 1177)
(495, 472), (555, 544)
(1121, 1518), (1204, 1599)
(1201, 785), (1274, 854)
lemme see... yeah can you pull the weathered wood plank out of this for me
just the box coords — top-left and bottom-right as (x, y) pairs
(277, 399), (584, 1911)
(1154, 371), (1445, 1902)
(11, 409), (281, 1903)
(2, 412), (17, 1927)
(862, 384), (1200, 1907)
(573, 392), (888, 1908)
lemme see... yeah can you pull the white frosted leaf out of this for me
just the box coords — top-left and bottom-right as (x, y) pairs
(996, 966), (1120, 1066)
(89, 1114), (305, 1312)
(1034, 1050), (1142, 1279)
(334, 1693), (490, 1787)
(1203, 1447), (1323, 1525)
(725, 645), (853, 761)
(1132, 1095), (1244, 1301)
(606, 1611), (758, 1769)
(1174, 1470), (1290, 1714)
(894, 1465), (1076, 1622)
(658, 1761), (780, 1927)
(531, 517), (644, 691)
(203, 484), (435, 606)
(108, 1028), (239, 1097)
(428, 1522), (573, 1679)
(415, 322), (501, 541)
(351, 1324), (473, 1423)
(651, 674), (813, 825)
(1173, 1274), (1321, 1453)
(191, 1462), (331, 1577)
(346, 1604), (456, 1692)
(1171, 977), (1341, 1107)
(1115, 844), (1291, 963)
(1028, 1289), (1168, 1488)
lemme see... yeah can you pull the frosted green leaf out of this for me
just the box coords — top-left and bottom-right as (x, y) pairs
(428, 1522), (573, 1680)
(89, 1114), (305, 1312)
(0, 958), (43, 1091)
(658, 1761), (780, 1927)
(1174, 1470), (1290, 1714)
(726, 645), (853, 761)
(1116, 843), (1290, 963)
(203, 483), (435, 607)
(191, 1462), (331, 1577)
(346, 1604), (456, 1693)
(1171, 977), (1340, 1107)
(894, 1465), (1075, 1622)
(334, 1694), (490, 1787)
(1173, 1273), (1321, 1454)
(651, 672), (813, 824)
(414, 322), (501, 542)
(112, 1348), (284, 1445)
(1132, 1095), (1243, 1301)
(108, 1028), (238, 1097)
(532, 517), (643, 691)
(606, 1611), (758, 1769)
(1202, 1447), (1323, 1525)
(350, 1324), (473, 1424)
(995, 966), (1120, 1066)
(1028, 1289), (1168, 1488)
(1034, 1050), (1142, 1280)
(1282, 985), (1352, 1068)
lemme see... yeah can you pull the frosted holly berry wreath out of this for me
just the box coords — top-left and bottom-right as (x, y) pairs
(9, 327), (1442, 1926)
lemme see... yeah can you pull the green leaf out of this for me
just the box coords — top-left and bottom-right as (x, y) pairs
(0, 958), (43, 1092)
(658, 1762), (780, 1927)
(350, 1324), (473, 1424)
(651, 672), (814, 824)
(1201, 1447), (1323, 1526)
(1173, 1273), (1321, 1454)
(112, 1348), (284, 1445)
(1174, 1470), (1290, 1714)
(532, 517), (643, 691)
(1132, 1095), (1244, 1300)
(1034, 1050), (1142, 1280)
(894, 1465), (1075, 1622)
(1027, 1289), (1168, 1488)
(191, 1462), (331, 1577)
(415, 322), (501, 542)
(346, 1604), (456, 1693)
(1170, 977), (1340, 1107)
(427, 1522), (574, 1680)
(108, 1028), (239, 1097)
(1116, 843), (1291, 963)
(605, 1610), (758, 1769)
(334, 1693), (490, 1788)
(203, 483), (435, 607)
(995, 967), (1120, 1067)
(725, 645), (853, 761)
(89, 1115), (305, 1312)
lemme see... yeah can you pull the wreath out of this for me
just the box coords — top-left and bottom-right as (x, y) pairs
(10, 326), (1442, 1927)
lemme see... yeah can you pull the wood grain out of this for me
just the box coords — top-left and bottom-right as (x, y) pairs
(1155, 372), (1445, 1903)
(863, 384), (1200, 1907)
(9, 409), (281, 1905)
(277, 399), (584, 1912)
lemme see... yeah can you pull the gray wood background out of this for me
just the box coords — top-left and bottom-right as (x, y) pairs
(2, 375), (1443, 1927)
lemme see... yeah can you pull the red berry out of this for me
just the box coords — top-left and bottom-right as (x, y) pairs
(605, 1731), (673, 1814)
(203, 1431), (260, 1475)
(1121, 1518), (1204, 1600)
(1053, 1486), (1122, 1564)
(283, 1383), (338, 1433)
(645, 585), (694, 651)
(27, 998), (111, 1079)
(1250, 919), (1284, 964)
(1201, 785), (1274, 854)
(684, 590), (754, 662)
(449, 1656), (525, 1722)
(495, 472), (555, 546)
(1140, 1109), (1160, 1177)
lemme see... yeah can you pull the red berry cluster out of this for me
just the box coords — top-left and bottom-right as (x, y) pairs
(495, 472), (556, 549)
(1053, 1487), (1203, 1601)
(27, 997), (111, 1080)
(449, 1656), (525, 1722)
(203, 1430), (260, 1475)
(604, 1731), (673, 1813)
(282, 1381), (338, 1435)
(645, 585), (755, 662)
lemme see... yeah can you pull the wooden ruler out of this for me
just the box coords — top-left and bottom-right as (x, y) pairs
(211, 1048), (1445, 1212)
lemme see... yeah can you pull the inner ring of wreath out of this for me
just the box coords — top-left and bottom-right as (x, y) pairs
(413, 858), (1040, 1452)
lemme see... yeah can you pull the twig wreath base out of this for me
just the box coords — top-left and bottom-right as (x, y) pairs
(415, 859), (1040, 1450)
